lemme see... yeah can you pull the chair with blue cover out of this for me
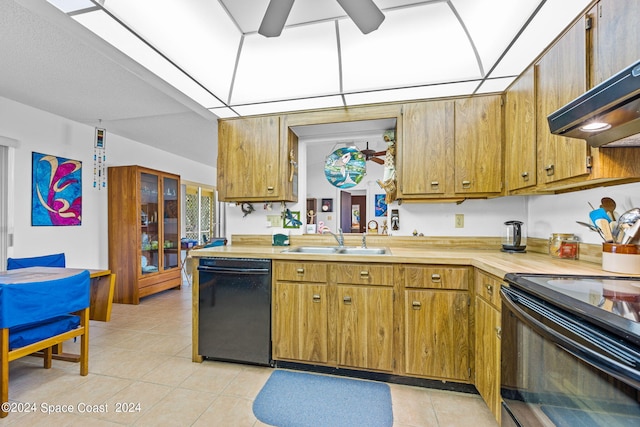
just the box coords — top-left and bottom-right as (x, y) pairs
(0, 269), (89, 417)
(6, 252), (66, 270)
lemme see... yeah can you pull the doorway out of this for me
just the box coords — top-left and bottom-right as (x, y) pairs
(339, 191), (367, 233)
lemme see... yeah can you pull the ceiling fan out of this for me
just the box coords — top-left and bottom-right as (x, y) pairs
(361, 141), (386, 165)
(259, 0), (385, 37)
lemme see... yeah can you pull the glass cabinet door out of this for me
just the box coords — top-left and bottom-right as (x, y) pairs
(140, 173), (159, 275)
(163, 176), (179, 271)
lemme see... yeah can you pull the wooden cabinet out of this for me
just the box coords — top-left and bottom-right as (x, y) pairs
(454, 95), (503, 195)
(536, 18), (590, 186)
(217, 115), (298, 202)
(402, 265), (470, 381)
(505, 66), (537, 192)
(399, 100), (455, 197)
(474, 270), (503, 424)
(273, 261), (328, 363)
(591, 0), (640, 85)
(398, 95), (502, 200)
(335, 264), (394, 372)
(272, 261), (393, 372)
(108, 166), (181, 304)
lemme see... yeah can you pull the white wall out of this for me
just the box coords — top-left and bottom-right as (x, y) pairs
(1, 96), (216, 269)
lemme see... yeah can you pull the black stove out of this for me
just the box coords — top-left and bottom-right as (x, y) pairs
(504, 273), (640, 346)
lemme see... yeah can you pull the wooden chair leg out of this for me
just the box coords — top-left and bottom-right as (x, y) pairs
(1, 328), (9, 418)
(43, 347), (52, 369)
(80, 308), (89, 376)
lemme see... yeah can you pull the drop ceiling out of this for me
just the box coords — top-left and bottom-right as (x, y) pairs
(1, 0), (594, 166)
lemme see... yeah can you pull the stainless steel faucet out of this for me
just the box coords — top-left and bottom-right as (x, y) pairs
(324, 228), (344, 247)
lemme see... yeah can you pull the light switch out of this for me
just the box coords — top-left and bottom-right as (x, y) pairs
(267, 215), (281, 227)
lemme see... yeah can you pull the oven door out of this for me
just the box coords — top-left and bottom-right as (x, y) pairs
(500, 285), (640, 427)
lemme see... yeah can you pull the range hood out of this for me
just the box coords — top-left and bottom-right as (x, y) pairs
(547, 60), (640, 147)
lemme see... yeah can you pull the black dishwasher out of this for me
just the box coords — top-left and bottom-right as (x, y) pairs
(198, 257), (273, 366)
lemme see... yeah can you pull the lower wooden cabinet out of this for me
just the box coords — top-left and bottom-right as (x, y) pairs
(404, 289), (470, 380)
(273, 261), (394, 372)
(272, 281), (328, 363)
(475, 270), (503, 423)
(337, 285), (394, 372)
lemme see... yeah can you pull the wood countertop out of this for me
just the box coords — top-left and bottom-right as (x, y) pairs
(189, 244), (623, 279)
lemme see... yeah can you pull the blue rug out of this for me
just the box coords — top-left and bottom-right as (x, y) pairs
(253, 370), (393, 427)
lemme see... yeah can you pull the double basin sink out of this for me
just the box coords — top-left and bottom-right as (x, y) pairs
(282, 246), (391, 255)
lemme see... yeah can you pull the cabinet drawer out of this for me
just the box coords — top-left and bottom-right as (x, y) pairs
(334, 263), (393, 286)
(475, 270), (502, 309)
(403, 265), (469, 290)
(274, 261), (327, 282)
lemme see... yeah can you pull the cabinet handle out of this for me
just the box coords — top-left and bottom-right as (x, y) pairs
(296, 268), (304, 274)
(267, 186), (274, 192)
(312, 294), (321, 303)
(431, 273), (441, 282)
(462, 180), (471, 188)
(343, 296), (352, 304)
(412, 301), (421, 310)
(430, 181), (439, 188)
(360, 270), (369, 277)
(486, 284), (494, 295)
(545, 164), (554, 176)
(495, 327), (502, 340)
(521, 172), (529, 180)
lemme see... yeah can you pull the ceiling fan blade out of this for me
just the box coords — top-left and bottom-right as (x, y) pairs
(373, 150), (386, 156)
(370, 157), (385, 165)
(259, 0), (295, 37)
(336, 0), (385, 34)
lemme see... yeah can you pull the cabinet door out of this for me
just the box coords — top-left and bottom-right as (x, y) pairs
(454, 95), (503, 194)
(475, 297), (501, 423)
(162, 175), (179, 271)
(400, 100), (454, 196)
(140, 172), (159, 276)
(337, 286), (394, 372)
(273, 282), (328, 363)
(218, 116), (281, 200)
(505, 67), (536, 192)
(405, 290), (469, 381)
(592, 0), (640, 85)
(536, 19), (589, 184)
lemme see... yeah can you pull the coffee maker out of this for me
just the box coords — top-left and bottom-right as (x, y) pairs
(502, 220), (526, 253)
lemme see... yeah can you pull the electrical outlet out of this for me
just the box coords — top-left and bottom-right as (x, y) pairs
(455, 214), (464, 228)
(267, 215), (281, 227)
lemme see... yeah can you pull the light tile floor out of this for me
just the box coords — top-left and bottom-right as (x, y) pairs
(5, 283), (498, 426)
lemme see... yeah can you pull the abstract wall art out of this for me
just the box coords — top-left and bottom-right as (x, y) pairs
(32, 152), (82, 226)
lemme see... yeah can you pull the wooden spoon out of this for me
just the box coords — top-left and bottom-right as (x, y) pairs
(601, 197), (617, 220)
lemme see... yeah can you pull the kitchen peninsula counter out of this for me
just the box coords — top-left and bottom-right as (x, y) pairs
(189, 243), (617, 279)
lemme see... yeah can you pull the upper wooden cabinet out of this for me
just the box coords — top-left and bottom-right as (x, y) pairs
(505, 67), (536, 192)
(398, 95), (503, 200)
(399, 100), (454, 197)
(217, 115), (298, 202)
(454, 95), (503, 195)
(591, 0), (640, 85)
(536, 18), (590, 186)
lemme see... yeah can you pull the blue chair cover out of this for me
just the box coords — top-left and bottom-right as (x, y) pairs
(7, 253), (66, 270)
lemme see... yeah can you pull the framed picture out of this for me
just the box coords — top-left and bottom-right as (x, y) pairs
(283, 210), (301, 228)
(374, 194), (387, 217)
(95, 128), (106, 148)
(32, 152), (82, 226)
(321, 198), (333, 212)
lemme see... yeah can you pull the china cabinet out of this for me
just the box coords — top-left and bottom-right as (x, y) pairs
(108, 165), (181, 304)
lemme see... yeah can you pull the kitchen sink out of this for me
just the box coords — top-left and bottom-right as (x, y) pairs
(337, 247), (391, 255)
(282, 246), (339, 254)
(281, 246), (391, 255)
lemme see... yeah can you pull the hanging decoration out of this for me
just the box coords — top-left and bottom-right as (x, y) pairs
(324, 146), (366, 189)
(94, 125), (106, 190)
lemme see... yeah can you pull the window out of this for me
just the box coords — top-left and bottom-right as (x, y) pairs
(184, 185), (215, 244)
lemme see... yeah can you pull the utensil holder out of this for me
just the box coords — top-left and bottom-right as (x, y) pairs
(602, 243), (640, 274)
